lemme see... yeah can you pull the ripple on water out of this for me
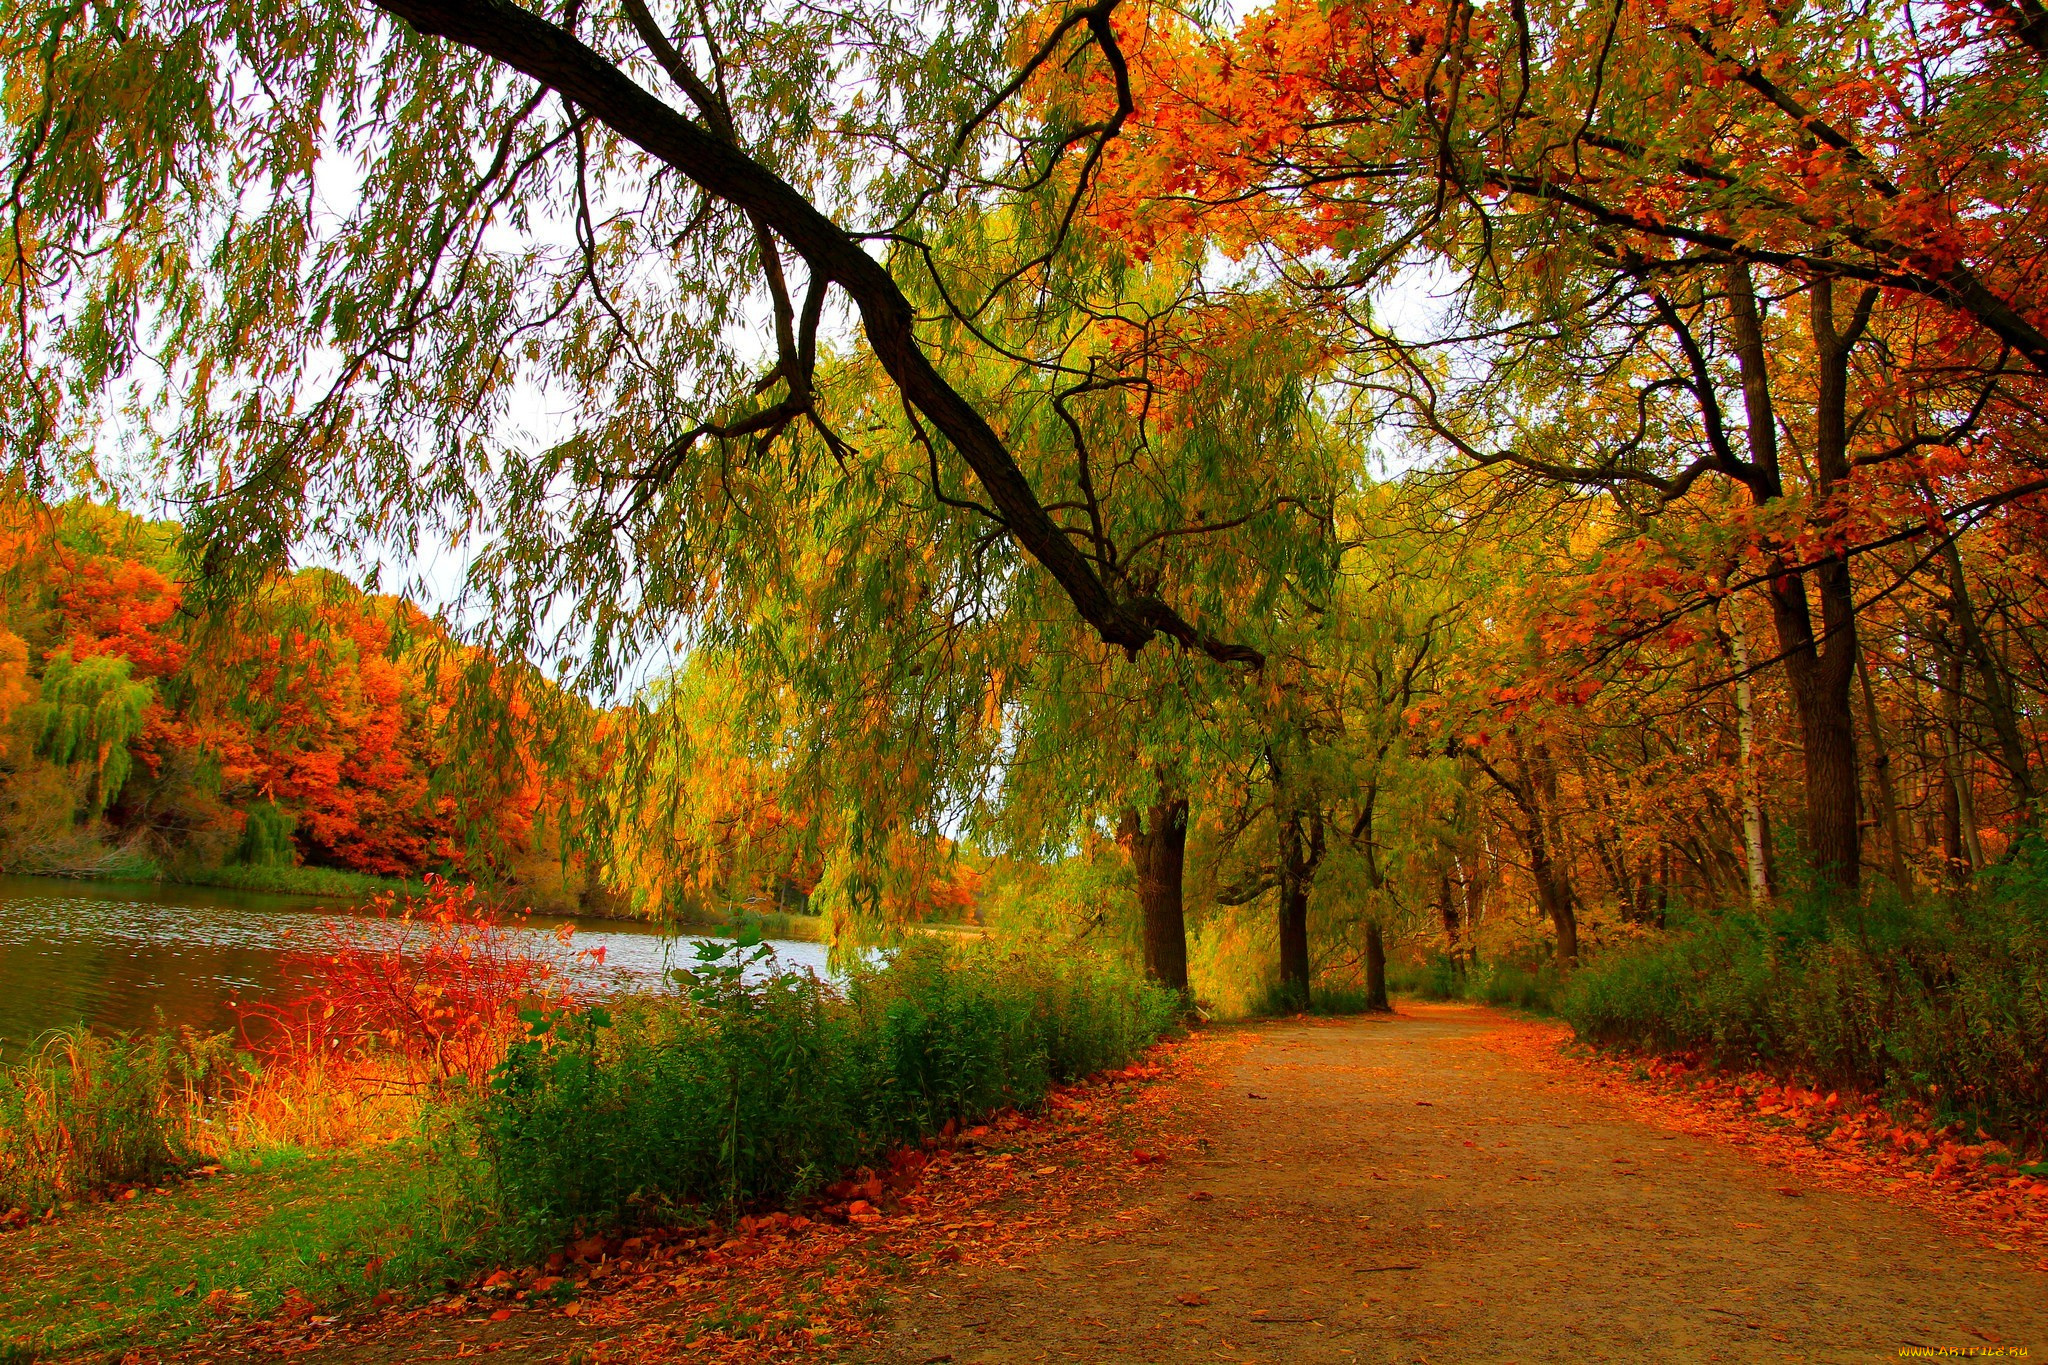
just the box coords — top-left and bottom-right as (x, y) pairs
(0, 874), (830, 1054)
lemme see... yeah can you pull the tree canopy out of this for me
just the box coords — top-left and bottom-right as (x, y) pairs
(5, 0), (2047, 1003)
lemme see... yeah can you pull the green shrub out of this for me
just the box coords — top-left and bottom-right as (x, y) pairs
(1386, 955), (1467, 1002)
(1385, 953), (1562, 1012)
(0, 1027), (243, 1213)
(1560, 847), (2048, 1145)
(476, 936), (1178, 1248)
(1469, 959), (1563, 1011)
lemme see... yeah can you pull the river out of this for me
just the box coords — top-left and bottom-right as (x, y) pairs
(0, 875), (832, 1057)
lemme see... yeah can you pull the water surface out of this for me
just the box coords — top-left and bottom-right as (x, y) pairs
(0, 875), (829, 1055)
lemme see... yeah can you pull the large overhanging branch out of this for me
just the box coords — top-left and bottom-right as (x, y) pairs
(1481, 170), (2048, 375)
(369, 0), (1264, 670)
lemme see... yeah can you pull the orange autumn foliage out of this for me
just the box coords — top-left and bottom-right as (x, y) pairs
(0, 496), (575, 883)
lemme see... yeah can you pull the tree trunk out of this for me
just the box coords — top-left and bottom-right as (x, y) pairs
(1763, 556), (1862, 889)
(1117, 794), (1190, 993)
(1461, 847), (1489, 963)
(1276, 809), (1313, 1009)
(1937, 642), (1986, 874)
(1728, 606), (1770, 907)
(1268, 747), (1322, 1010)
(1726, 266), (1864, 891)
(1652, 846), (1670, 929)
(1438, 867), (1462, 961)
(1364, 918), (1389, 1011)
(1529, 835), (1579, 966)
(1938, 668), (1966, 876)
(1856, 649), (1914, 899)
(1528, 742), (1580, 967)
(1474, 738), (1580, 967)
(1925, 479), (2039, 818)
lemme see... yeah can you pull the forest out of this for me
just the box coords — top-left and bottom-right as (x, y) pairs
(2, 0), (2047, 1355)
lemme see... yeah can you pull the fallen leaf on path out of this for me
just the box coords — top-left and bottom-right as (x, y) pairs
(1481, 1015), (2048, 1263)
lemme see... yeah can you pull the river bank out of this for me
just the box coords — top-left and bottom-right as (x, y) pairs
(0, 937), (1179, 1361)
(5, 862), (839, 938)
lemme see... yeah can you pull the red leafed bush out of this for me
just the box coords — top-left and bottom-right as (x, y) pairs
(243, 876), (597, 1090)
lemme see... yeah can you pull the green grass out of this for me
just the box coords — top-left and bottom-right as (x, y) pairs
(1, 1027), (247, 1215)
(0, 1135), (487, 1358)
(166, 864), (432, 899)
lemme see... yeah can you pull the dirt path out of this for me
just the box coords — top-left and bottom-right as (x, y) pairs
(867, 1004), (2045, 1364)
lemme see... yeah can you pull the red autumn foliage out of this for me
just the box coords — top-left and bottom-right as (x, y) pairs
(239, 878), (598, 1089)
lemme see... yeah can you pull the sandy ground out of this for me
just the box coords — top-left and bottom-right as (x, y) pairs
(863, 1004), (2046, 1364)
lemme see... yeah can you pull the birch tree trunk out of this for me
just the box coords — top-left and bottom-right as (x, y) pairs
(1729, 609), (1770, 908)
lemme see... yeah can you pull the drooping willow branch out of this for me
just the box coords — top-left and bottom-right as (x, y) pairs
(372, 0), (1265, 670)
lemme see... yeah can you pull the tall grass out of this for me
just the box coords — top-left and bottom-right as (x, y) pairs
(1560, 845), (2048, 1146)
(0, 1026), (244, 1213)
(1, 882), (579, 1215)
(478, 935), (1180, 1248)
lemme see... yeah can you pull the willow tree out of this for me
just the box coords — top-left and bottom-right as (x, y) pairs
(623, 237), (1349, 974)
(1, 0), (1279, 734)
(938, 262), (1344, 992)
(32, 652), (155, 816)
